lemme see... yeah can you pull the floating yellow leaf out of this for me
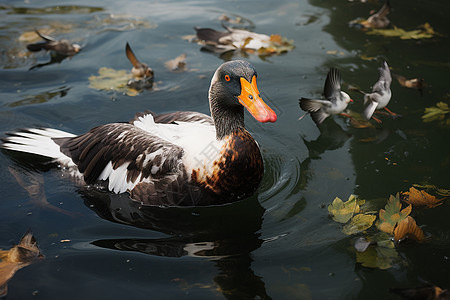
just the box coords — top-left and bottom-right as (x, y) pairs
(422, 102), (450, 126)
(367, 23), (439, 40)
(88, 67), (139, 96)
(342, 213), (376, 235)
(328, 195), (361, 223)
(413, 184), (450, 197)
(401, 186), (445, 208)
(377, 194), (412, 234)
(393, 216), (425, 243)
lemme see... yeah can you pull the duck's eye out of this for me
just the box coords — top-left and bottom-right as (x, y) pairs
(224, 75), (231, 82)
(248, 95), (253, 100)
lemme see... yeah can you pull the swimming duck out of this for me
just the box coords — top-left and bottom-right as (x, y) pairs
(299, 68), (353, 126)
(1, 60), (277, 206)
(360, 61), (395, 123)
(26, 30), (81, 57)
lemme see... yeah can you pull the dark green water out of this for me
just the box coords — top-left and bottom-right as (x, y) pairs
(1, 0), (449, 299)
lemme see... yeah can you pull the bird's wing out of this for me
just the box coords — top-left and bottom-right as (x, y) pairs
(195, 27), (230, 45)
(362, 100), (378, 120)
(375, 0), (390, 18)
(323, 68), (342, 100)
(125, 42), (141, 68)
(372, 61), (392, 93)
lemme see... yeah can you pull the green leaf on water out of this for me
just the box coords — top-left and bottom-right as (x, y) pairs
(422, 102), (450, 126)
(366, 23), (440, 40)
(342, 213), (376, 235)
(377, 194), (412, 234)
(328, 195), (361, 223)
(356, 238), (399, 269)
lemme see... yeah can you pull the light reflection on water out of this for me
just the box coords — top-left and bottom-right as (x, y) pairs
(0, 0), (449, 299)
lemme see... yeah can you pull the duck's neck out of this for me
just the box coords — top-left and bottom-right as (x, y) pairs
(210, 97), (245, 140)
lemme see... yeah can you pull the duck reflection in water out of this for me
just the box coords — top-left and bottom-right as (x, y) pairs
(82, 189), (272, 299)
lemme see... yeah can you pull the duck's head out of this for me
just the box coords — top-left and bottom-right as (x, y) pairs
(209, 60), (277, 138)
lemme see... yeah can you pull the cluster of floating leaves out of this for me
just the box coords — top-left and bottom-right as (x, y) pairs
(422, 101), (450, 127)
(366, 23), (440, 40)
(328, 185), (448, 269)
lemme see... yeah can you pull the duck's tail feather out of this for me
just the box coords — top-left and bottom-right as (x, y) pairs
(1, 128), (76, 166)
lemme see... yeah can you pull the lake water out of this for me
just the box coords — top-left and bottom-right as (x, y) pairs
(1, 0), (449, 299)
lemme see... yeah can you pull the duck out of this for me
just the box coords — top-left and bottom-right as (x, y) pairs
(360, 61), (395, 123)
(299, 68), (353, 126)
(26, 30), (81, 57)
(1, 60), (277, 206)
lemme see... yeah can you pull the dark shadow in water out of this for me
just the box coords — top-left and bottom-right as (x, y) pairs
(7, 86), (70, 108)
(29, 53), (73, 71)
(81, 189), (272, 299)
(298, 121), (352, 190)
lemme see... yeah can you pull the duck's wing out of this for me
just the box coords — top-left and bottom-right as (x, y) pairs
(54, 122), (185, 194)
(323, 68), (342, 100)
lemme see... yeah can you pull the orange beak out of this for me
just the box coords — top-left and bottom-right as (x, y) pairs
(238, 76), (277, 123)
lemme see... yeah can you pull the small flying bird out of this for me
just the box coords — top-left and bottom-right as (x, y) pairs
(360, 61), (395, 123)
(299, 68), (353, 126)
(392, 73), (425, 95)
(363, 0), (391, 29)
(349, 0), (391, 30)
(125, 42), (154, 79)
(26, 30), (81, 57)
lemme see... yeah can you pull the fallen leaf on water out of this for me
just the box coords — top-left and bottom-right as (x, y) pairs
(164, 53), (187, 72)
(413, 184), (450, 197)
(393, 216), (425, 243)
(89, 67), (139, 96)
(328, 194), (363, 223)
(377, 194), (412, 234)
(342, 213), (376, 235)
(354, 237), (373, 253)
(0, 230), (43, 297)
(366, 23), (440, 40)
(390, 285), (450, 300)
(401, 186), (445, 208)
(422, 102), (450, 126)
(356, 239), (399, 269)
(257, 34), (295, 56)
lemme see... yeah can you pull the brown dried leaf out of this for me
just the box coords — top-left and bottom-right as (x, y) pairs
(401, 187), (445, 208)
(393, 216), (425, 243)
